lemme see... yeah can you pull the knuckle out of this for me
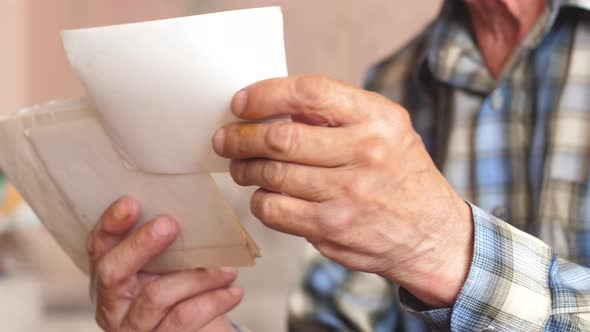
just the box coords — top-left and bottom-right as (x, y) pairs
(393, 103), (412, 123)
(170, 302), (199, 327)
(205, 290), (238, 317)
(313, 242), (338, 259)
(251, 194), (281, 226)
(198, 296), (225, 318)
(260, 196), (282, 222)
(404, 131), (425, 150)
(96, 260), (121, 289)
(131, 226), (155, 250)
(322, 207), (355, 232)
(170, 290), (229, 327)
(341, 177), (371, 200)
(292, 74), (332, 108)
(376, 99), (408, 120)
(355, 137), (390, 167)
(265, 122), (298, 157)
(384, 104), (413, 133)
(261, 161), (288, 190)
(141, 283), (166, 309)
(333, 213), (355, 232)
(229, 161), (248, 186)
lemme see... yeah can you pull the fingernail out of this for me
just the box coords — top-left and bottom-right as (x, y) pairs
(228, 285), (243, 297)
(153, 217), (174, 237)
(212, 128), (226, 154)
(231, 90), (248, 116)
(220, 266), (237, 276)
(113, 199), (129, 221)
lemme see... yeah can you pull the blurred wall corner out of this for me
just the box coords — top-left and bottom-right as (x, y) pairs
(1, 0), (31, 115)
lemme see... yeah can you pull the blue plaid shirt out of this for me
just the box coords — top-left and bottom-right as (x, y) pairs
(286, 1), (590, 331)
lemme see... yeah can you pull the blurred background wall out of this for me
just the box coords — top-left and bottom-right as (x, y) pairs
(2, 0), (441, 114)
(0, 1), (441, 331)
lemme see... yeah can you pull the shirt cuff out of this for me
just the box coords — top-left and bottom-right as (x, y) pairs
(399, 288), (452, 331)
(399, 203), (552, 331)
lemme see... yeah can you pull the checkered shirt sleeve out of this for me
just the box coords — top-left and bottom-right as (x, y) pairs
(401, 203), (590, 331)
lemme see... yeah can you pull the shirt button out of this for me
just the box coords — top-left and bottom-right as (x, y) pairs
(492, 206), (507, 219)
(480, 327), (496, 332)
(491, 90), (504, 110)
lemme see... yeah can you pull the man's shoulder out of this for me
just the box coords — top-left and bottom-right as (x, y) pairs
(364, 24), (435, 96)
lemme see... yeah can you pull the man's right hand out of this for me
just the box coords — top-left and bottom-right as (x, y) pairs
(88, 196), (243, 331)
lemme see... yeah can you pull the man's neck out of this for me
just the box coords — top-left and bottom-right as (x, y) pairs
(464, 0), (545, 78)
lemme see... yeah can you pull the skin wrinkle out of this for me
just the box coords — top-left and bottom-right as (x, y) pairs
(266, 122), (298, 157)
(385, 168), (466, 280)
(300, 84), (468, 286)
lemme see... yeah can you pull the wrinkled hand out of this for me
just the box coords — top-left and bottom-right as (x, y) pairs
(213, 75), (473, 307)
(88, 197), (243, 331)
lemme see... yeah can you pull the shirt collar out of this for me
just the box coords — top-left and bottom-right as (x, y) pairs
(424, 0), (590, 93)
(553, 0), (590, 11)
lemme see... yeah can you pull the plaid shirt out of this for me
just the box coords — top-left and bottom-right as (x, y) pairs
(286, 1), (590, 331)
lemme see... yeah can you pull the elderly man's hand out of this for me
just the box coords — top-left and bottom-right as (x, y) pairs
(213, 75), (473, 307)
(88, 197), (242, 331)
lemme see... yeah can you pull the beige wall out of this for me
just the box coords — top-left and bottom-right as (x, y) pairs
(27, 0), (188, 107)
(1, 0), (30, 115)
(200, 0), (441, 84)
(1, 0), (188, 113)
(0, 0), (441, 113)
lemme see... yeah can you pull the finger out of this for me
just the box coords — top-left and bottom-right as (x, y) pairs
(156, 286), (244, 332)
(213, 120), (356, 167)
(95, 216), (178, 291)
(87, 196), (140, 261)
(250, 188), (320, 239)
(232, 74), (377, 125)
(230, 159), (335, 202)
(123, 268), (238, 331)
(93, 272), (160, 329)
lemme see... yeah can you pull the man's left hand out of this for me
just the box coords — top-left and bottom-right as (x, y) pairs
(213, 75), (473, 308)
